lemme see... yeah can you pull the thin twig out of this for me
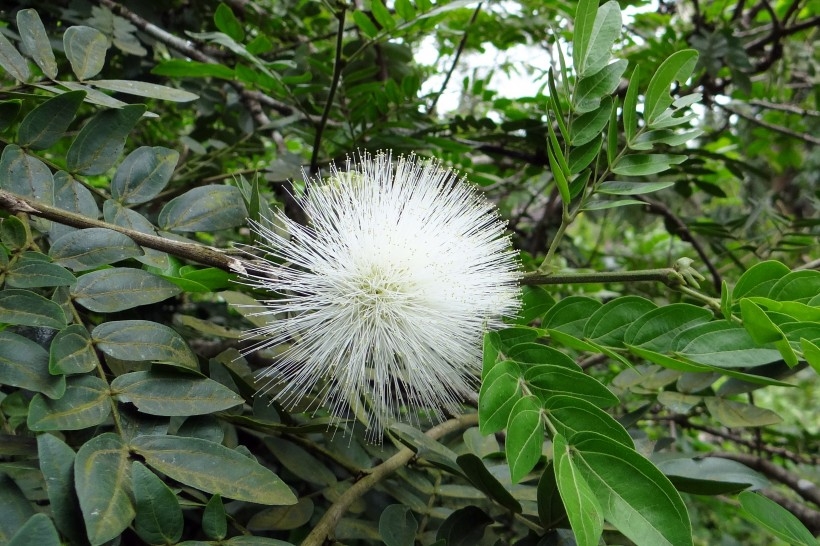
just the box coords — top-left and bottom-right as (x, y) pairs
(720, 104), (820, 145)
(309, 6), (347, 176)
(748, 99), (820, 117)
(300, 413), (479, 546)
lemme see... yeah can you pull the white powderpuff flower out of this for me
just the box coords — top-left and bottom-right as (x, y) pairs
(239, 151), (520, 438)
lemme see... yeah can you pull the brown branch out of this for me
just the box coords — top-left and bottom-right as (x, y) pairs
(748, 99), (820, 117)
(300, 413), (479, 546)
(720, 104), (820, 145)
(709, 451), (820, 508)
(0, 189), (247, 275)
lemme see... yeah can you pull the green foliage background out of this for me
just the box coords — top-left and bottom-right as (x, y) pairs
(0, 1), (818, 545)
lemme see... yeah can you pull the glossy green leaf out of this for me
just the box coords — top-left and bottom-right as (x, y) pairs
(478, 360), (523, 434)
(66, 104), (146, 175)
(74, 433), (135, 546)
(577, 1), (621, 78)
(63, 26), (108, 80)
(740, 299), (798, 366)
(543, 296), (602, 338)
(644, 49), (698, 125)
(28, 375), (111, 431)
(506, 395), (544, 483)
(455, 454), (522, 513)
(655, 456), (767, 495)
(151, 59), (236, 79)
(739, 491), (817, 546)
(16, 9), (57, 78)
(0, 331), (66, 399)
(675, 322), (782, 368)
(733, 260), (791, 300)
(37, 434), (85, 544)
(132, 461), (183, 545)
(514, 285), (556, 325)
(352, 10), (379, 38)
(506, 343), (580, 370)
(574, 59), (627, 114)
(388, 422), (463, 476)
(395, 0), (416, 20)
(611, 153), (686, 176)
(158, 185), (248, 232)
(537, 463), (567, 528)
(568, 136), (602, 174)
(111, 371), (242, 416)
(50, 228), (143, 271)
(623, 303), (713, 352)
(572, 432), (693, 546)
(750, 297), (820, 322)
(584, 296), (657, 347)
(0, 144), (54, 201)
(0, 32), (31, 82)
(545, 395), (633, 447)
(768, 270), (820, 303)
(801, 338), (820, 373)
(50, 324), (99, 374)
(572, 0), (597, 78)
(526, 365), (618, 408)
(6, 253), (75, 288)
(436, 505), (493, 546)
(112, 146), (179, 204)
(90, 79), (199, 102)
(203, 494), (227, 540)
(7, 514), (60, 546)
(0, 289), (67, 329)
(131, 434), (297, 505)
(582, 198), (645, 210)
(623, 65), (640, 143)
(553, 434), (603, 546)
(597, 180), (675, 195)
(92, 320), (199, 369)
(72, 268), (181, 312)
(379, 505), (417, 546)
(265, 438), (336, 486)
(571, 98), (612, 146)
(18, 91), (85, 150)
(704, 397), (782, 427)
(214, 3), (245, 41)
(371, 0), (396, 30)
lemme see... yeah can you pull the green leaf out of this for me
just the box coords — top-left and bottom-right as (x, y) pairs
(611, 153), (686, 176)
(0, 144), (54, 201)
(553, 434), (603, 546)
(738, 491), (817, 546)
(395, 0), (416, 20)
(1, 215), (28, 249)
(131, 435), (297, 505)
(18, 91), (86, 150)
(655, 456), (767, 495)
(0, 32), (31, 82)
(584, 295), (657, 347)
(0, 99), (22, 131)
(50, 324), (99, 374)
(6, 253), (75, 288)
(50, 170), (101, 240)
(597, 180), (675, 196)
(572, 0), (598, 78)
(72, 268), (181, 312)
(63, 26), (109, 80)
(371, 0), (396, 30)
(537, 463), (567, 528)
(74, 433), (135, 546)
(66, 104), (146, 175)
(572, 432), (693, 546)
(568, 136), (602, 174)
(151, 59), (236, 79)
(132, 461), (183, 545)
(623, 66), (640, 143)
(623, 303), (713, 352)
(455, 453), (522, 513)
(37, 434), (85, 544)
(265, 438), (337, 487)
(644, 49), (698, 125)
(214, 3), (245, 41)
(50, 228), (143, 271)
(103, 200), (170, 269)
(203, 495), (227, 540)
(571, 97), (612, 146)
(0, 289), (67, 329)
(352, 10), (379, 38)
(111, 371), (242, 416)
(704, 397), (782, 427)
(0, 331), (66, 399)
(526, 365), (619, 408)
(506, 395), (544, 483)
(158, 185), (248, 232)
(7, 514), (60, 546)
(90, 79), (199, 102)
(543, 296), (602, 338)
(389, 422), (463, 476)
(27, 375), (111, 431)
(733, 260), (791, 300)
(675, 323), (782, 368)
(545, 395), (633, 447)
(478, 360), (523, 434)
(576, 1), (621, 78)
(112, 146), (179, 205)
(436, 506), (493, 546)
(768, 270), (820, 303)
(379, 505), (417, 546)
(582, 198), (645, 211)
(506, 343), (580, 370)
(548, 143), (571, 204)
(0, 474), (35, 543)
(801, 338), (820, 374)
(17, 9), (58, 78)
(740, 299), (798, 366)
(574, 59), (627, 114)
(92, 320), (199, 369)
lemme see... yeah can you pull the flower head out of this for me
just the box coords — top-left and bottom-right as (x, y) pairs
(240, 151), (519, 438)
